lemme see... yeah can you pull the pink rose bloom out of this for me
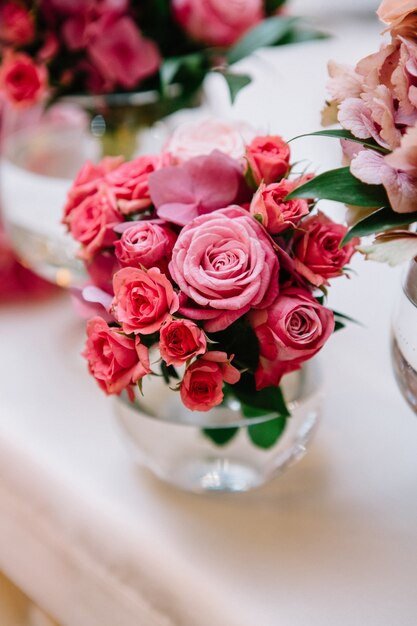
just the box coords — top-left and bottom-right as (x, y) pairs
(68, 187), (122, 261)
(112, 266), (179, 335)
(106, 155), (159, 215)
(172, 0), (263, 47)
(83, 316), (151, 397)
(169, 206), (279, 332)
(293, 213), (358, 287)
(0, 2), (34, 45)
(114, 221), (177, 272)
(246, 135), (291, 185)
(0, 52), (47, 108)
(250, 179), (310, 235)
(160, 317), (207, 366)
(149, 150), (248, 226)
(180, 351), (240, 412)
(249, 288), (334, 390)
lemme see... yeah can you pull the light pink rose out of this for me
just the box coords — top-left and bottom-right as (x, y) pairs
(249, 178), (310, 235)
(0, 2), (34, 45)
(169, 206), (279, 332)
(160, 317), (207, 366)
(68, 187), (122, 261)
(246, 135), (291, 185)
(249, 288), (334, 390)
(172, 0), (263, 47)
(114, 221), (177, 272)
(112, 266), (179, 335)
(83, 316), (150, 397)
(105, 155), (159, 214)
(293, 212), (358, 287)
(0, 51), (47, 108)
(180, 351), (240, 412)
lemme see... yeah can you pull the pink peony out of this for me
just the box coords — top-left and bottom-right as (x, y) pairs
(249, 179), (310, 235)
(83, 316), (150, 396)
(114, 221), (177, 272)
(160, 317), (207, 366)
(105, 155), (159, 214)
(0, 51), (47, 108)
(112, 266), (179, 335)
(169, 205), (279, 332)
(172, 0), (263, 47)
(293, 212), (358, 287)
(246, 135), (291, 185)
(180, 351), (240, 412)
(0, 2), (34, 45)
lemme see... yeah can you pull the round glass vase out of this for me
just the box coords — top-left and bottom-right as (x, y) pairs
(114, 360), (323, 493)
(391, 259), (417, 413)
(0, 88), (202, 288)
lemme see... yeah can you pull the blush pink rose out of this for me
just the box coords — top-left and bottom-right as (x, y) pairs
(180, 351), (240, 412)
(378, 0), (417, 39)
(112, 266), (179, 335)
(172, 0), (263, 47)
(160, 317), (207, 366)
(169, 206), (279, 332)
(83, 316), (151, 396)
(249, 288), (334, 390)
(106, 155), (159, 214)
(114, 221), (177, 272)
(246, 135), (291, 185)
(250, 179), (310, 235)
(293, 212), (358, 287)
(0, 52), (47, 108)
(0, 2), (34, 45)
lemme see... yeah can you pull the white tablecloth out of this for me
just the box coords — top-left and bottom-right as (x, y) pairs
(2, 16), (417, 626)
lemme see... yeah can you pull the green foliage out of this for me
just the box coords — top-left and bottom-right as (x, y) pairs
(343, 206), (417, 243)
(210, 321), (260, 373)
(227, 16), (299, 64)
(203, 427), (239, 446)
(290, 129), (390, 154)
(248, 417), (287, 449)
(221, 72), (252, 103)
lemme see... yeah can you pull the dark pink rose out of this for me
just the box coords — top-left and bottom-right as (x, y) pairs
(169, 205), (279, 332)
(149, 150), (248, 226)
(0, 2), (34, 45)
(180, 351), (240, 412)
(112, 266), (179, 335)
(114, 221), (177, 272)
(160, 317), (207, 366)
(68, 187), (122, 261)
(293, 212), (358, 287)
(250, 179), (309, 235)
(172, 0), (263, 47)
(0, 51), (47, 108)
(246, 135), (291, 185)
(83, 316), (150, 397)
(249, 288), (334, 390)
(106, 155), (159, 214)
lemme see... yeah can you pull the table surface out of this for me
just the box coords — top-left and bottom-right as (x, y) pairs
(2, 14), (417, 626)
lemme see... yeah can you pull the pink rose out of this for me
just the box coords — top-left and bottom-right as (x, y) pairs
(83, 316), (150, 396)
(160, 318), (207, 366)
(68, 187), (122, 261)
(172, 0), (263, 47)
(249, 288), (334, 390)
(0, 52), (47, 108)
(169, 206), (279, 332)
(250, 179), (310, 235)
(377, 0), (417, 39)
(106, 155), (159, 214)
(246, 135), (291, 185)
(180, 351), (240, 412)
(293, 212), (358, 287)
(112, 266), (179, 335)
(0, 2), (34, 45)
(114, 221), (177, 272)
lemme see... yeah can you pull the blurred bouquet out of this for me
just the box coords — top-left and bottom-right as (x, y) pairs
(288, 0), (417, 265)
(63, 118), (357, 444)
(0, 0), (322, 108)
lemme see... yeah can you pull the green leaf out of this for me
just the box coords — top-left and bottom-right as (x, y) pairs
(289, 129), (390, 154)
(274, 26), (329, 46)
(248, 417), (287, 449)
(232, 378), (290, 418)
(203, 427), (239, 446)
(287, 167), (389, 208)
(210, 321), (260, 373)
(332, 309), (361, 325)
(265, 0), (287, 14)
(343, 206), (417, 243)
(227, 16), (298, 65)
(221, 71), (252, 103)
(334, 321), (345, 332)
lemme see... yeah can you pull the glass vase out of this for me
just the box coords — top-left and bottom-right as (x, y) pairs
(0, 89), (202, 288)
(114, 360), (323, 493)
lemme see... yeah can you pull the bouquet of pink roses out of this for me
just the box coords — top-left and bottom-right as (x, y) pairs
(64, 118), (357, 448)
(287, 0), (417, 266)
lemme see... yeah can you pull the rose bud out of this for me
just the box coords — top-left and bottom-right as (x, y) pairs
(246, 135), (290, 185)
(160, 318), (207, 366)
(250, 179), (309, 234)
(0, 51), (47, 107)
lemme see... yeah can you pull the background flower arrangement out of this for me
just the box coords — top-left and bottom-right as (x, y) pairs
(64, 118), (357, 449)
